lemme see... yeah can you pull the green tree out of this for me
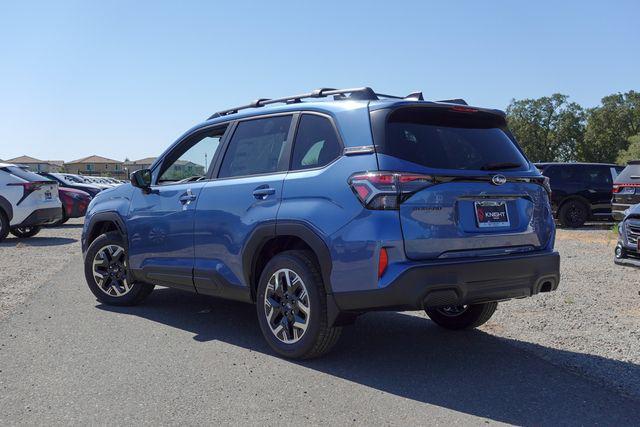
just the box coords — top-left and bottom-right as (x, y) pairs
(506, 94), (585, 162)
(577, 91), (640, 163)
(616, 134), (640, 165)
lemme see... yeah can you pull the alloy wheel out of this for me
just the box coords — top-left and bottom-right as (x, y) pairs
(92, 244), (132, 297)
(264, 268), (311, 344)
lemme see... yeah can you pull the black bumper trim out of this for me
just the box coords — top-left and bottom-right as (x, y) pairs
(17, 207), (63, 227)
(614, 256), (640, 268)
(333, 251), (560, 312)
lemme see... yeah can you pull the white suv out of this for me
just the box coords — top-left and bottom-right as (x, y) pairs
(0, 163), (62, 242)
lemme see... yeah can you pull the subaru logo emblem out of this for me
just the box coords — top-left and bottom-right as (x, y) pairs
(492, 174), (507, 186)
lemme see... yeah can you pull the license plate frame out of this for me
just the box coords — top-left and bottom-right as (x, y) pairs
(474, 200), (510, 228)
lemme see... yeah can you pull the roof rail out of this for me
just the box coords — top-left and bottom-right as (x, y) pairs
(206, 87), (427, 119)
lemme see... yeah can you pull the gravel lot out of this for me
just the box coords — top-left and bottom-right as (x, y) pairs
(0, 219), (638, 404)
(487, 225), (640, 399)
(0, 219), (83, 319)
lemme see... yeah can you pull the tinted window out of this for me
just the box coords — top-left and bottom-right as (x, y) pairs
(542, 166), (561, 183)
(219, 115), (292, 178)
(0, 166), (50, 182)
(382, 108), (527, 171)
(291, 115), (341, 170)
(589, 166), (612, 185)
(158, 128), (225, 183)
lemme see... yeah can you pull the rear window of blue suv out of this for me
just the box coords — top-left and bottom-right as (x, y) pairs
(380, 107), (528, 171)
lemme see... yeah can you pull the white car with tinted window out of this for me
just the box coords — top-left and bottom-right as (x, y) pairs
(0, 163), (62, 241)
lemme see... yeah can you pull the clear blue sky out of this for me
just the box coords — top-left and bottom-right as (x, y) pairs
(1, 0), (638, 162)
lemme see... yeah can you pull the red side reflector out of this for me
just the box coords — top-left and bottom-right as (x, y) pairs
(378, 248), (388, 278)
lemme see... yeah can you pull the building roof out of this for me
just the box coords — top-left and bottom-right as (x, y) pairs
(7, 155), (43, 163)
(67, 155), (122, 164)
(7, 155), (65, 166)
(124, 157), (157, 165)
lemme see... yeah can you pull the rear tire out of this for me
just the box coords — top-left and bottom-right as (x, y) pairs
(0, 212), (9, 243)
(256, 250), (341, 359)
(10, 226), (41, 238)
(84, 232), (154, 306)
(559, 200), (589, 228)
(425, 302), (498, 330)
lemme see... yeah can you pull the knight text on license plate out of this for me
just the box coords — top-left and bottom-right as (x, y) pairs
(474, 201), (509, 227)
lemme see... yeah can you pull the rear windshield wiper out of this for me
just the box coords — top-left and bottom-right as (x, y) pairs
(480, 162), (523, 171)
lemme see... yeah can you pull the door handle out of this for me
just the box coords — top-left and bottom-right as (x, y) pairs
(179, 189), (197, 205)
(253, 187), (276, 200)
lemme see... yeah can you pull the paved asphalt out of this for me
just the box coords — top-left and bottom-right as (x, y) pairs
(1, 255), (639, 426)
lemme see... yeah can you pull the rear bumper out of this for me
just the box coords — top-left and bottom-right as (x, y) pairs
(612, 203), (632, 221)
(333, 251), (560, 312)
(17, 207), (63, 227)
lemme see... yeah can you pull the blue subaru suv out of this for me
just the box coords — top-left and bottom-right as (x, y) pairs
(82, 87), (560, 359)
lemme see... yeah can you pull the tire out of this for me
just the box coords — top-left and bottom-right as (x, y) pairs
(84, 231), (154, 306)
(425, 302), (498, 330)
(558, 199), (589, 228)
(10, 226), (41, 238)
(0, 211), (9, 243)
(256, 250), (342, 359)
(615, 243), (627, 259)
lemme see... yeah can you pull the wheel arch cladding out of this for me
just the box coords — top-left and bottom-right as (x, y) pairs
(85, 212), (127, 249)
(243, 222), (334, 300)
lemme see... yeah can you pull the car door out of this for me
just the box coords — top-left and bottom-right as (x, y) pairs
(588, 165), (615, 216)
(193, 114), (295, 299)
(127, 125), (227, 291)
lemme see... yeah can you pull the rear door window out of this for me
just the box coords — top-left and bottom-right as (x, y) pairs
(291, 114), (342, 171)
(381, 107), (528, 171)
(219, 115), (292, 178)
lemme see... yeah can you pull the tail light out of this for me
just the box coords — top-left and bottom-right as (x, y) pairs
(7, 181), (50, 191)
(349, 172), (433, 210)
(8, 181), (53, 204)
(613, 183), (640, 193)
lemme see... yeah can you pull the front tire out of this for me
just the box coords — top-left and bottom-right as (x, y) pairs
(425, 302), (498, 330)
(559, 200), (588, 228)
(256, 250), (341, 359)
(10, 226), (41, 238)
(84, 232), (154, 306)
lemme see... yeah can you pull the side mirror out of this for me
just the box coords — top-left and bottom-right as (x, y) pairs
(131, 169), (152, 190)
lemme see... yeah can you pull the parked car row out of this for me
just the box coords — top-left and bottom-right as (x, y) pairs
(535, 162), (623, 227)
(0, 165), (123, 242)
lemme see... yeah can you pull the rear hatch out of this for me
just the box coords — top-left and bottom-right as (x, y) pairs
(368, 104), (553, 260)
(613, 161), (640, 206)
(2, 165), (60, 205)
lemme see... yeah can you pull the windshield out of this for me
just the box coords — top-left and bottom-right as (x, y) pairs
(381, 107), (528, 171)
